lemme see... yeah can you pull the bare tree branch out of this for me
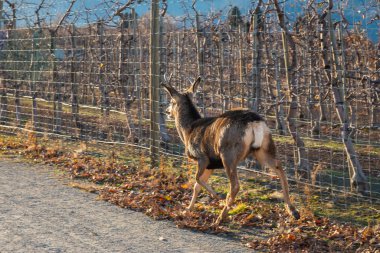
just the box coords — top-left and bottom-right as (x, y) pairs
(113, 0), (135, 17)
(53, 0), (77, 33)
(34, 0), (46, 29)
(4, 0), (16, 29)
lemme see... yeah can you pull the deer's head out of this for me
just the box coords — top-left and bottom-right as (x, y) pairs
(161, 74), (201, 120)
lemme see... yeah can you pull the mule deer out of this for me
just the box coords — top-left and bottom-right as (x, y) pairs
(161, 75), (300, 224)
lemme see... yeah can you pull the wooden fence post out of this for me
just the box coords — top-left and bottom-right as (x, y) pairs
(150, 0), (160, 167)
(50, 29), (63, 134)
(30, 29), (40, 131)
(0, 0), (7, 125)
(70, 24), (79, 130)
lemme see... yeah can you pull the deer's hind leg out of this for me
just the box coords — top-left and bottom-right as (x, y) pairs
(253, 142), (300, 219)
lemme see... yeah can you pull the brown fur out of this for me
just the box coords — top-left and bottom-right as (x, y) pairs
(162, 77), (299, 224)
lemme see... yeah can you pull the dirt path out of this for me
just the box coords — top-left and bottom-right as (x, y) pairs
(0, 160), (252, 253)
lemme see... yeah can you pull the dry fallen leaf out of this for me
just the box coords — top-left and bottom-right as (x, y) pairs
(180, 183), (190, 189)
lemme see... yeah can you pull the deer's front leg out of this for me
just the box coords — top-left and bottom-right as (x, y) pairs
(195, 159), (219, 199)
(187, 168), (213, 210)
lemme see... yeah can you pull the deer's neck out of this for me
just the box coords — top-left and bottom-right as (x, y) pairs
(175, 100), (201, 143)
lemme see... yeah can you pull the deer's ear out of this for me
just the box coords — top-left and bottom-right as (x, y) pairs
(161, 82), (179, 99)
(187, 76), (201, 94)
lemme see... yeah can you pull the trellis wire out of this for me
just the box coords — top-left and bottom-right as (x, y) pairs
(0, 0), (379, 209)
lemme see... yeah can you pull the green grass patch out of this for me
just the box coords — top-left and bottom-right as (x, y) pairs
(229, 203), (249, 215)
(273, 135), (380, 155)
(310, 199), (380, 225)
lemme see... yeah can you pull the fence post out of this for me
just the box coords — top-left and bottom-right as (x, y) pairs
(149, 0), (160, 167)
(0, 1), (3, 30)
(251, 6), (263, 112)
(0, 0), (8, 125)
(70, 24), (79, 130)
(30, 29), (40, 131)
(50, 29), (62, 134)
(97, 20), (109, 118)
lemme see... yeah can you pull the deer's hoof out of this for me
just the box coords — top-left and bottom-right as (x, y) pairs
(217, 193), (227, 200)
(214, 207), (229, 225)
(182, 208), (193, 215)
(213, 218), (222, 227)
(286, 205), (300, 220)
(291, 208), (300, 220)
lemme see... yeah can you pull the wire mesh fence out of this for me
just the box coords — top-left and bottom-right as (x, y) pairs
(0, 0), (379, 207)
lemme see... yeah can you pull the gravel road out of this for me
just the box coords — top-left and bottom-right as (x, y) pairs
(0, 160), (252, 253)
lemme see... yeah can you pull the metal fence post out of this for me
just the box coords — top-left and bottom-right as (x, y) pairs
(0, 1), (3, 30)
(149, 0), (160, 167)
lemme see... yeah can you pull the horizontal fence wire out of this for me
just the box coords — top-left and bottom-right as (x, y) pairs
(0, 0), (379, 209)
